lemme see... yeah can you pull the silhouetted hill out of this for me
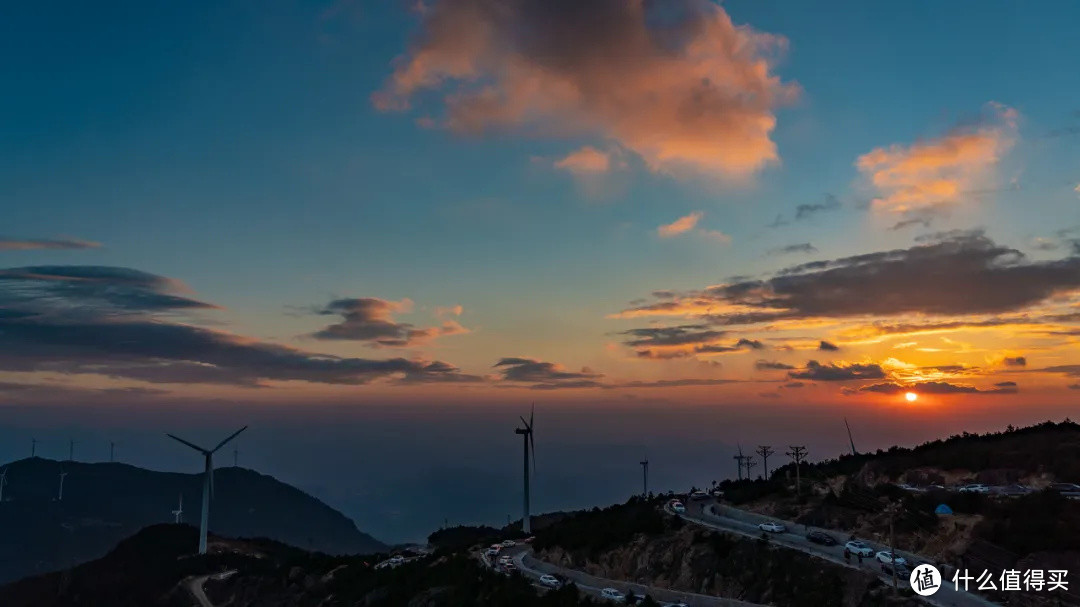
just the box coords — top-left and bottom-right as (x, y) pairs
(0, 458), (386, 584)
(0, 524), (597, 607)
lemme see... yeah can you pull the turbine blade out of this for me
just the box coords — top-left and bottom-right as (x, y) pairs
(519, 416), (529, 430)
(211, 425), (248, 453)
(166, 434), (209, 453)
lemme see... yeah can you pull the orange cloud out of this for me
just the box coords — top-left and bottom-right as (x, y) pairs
(658, 212), (704, 238)
(373, 0), (798, 179)
(856, 103), (1018, 212)
(554, 146), (615, 175)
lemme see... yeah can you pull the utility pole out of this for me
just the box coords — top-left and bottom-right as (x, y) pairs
(639, 459), (649, 496)
(109, 441), (115, 463)
(31, 438), (37, 458)
(886, 502), (900, 593)
(744, 456), (757, 480)
(756, 445), (774, 479)
(733, 446), (746, 480)
(786, 446), (807, 496)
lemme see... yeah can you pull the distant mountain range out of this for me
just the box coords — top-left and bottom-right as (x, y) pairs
(0, 457), (386, 584)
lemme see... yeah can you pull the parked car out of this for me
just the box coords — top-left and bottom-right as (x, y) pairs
(710, 488), (725, 498)
(959, 484), (990, 494)
(523, 536), (535, 543)
(689, 490), (709, 500)
(670, 500), (686, 513)
(489, 544), (503, 552)
(845, 540), (874, 557)
(497, 555), (512, 565)
(875, 551), (907, 566)
(807, 530), (838, 545)
(500, 539), (516, 547)
(501, 562), (518, 574)
(758, 522), (786, 533)
(539, 574), (562, 588)
(996, 484), (1032, 496)
(600, 588), (626, 602)
(484, 548), (498, 558)
(1049, 482), (1080, 493)
(881, 562), (911, 578)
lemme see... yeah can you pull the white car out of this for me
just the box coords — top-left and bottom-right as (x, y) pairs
(689, 490), (709, 500)
(600, 588), (626, 602)
(498, 555), (512, 565)
(671, 501), (686, 513)
(959, 484), (990, 493)
(489, 544), (503, 552)
(875, 551), (907, 566)
(389, 555), (405, 565)
(845, 540), (874, 557)
(539, 574), (562, 588)
(500, 539), (516, 547)
(758, 522), (786, 533)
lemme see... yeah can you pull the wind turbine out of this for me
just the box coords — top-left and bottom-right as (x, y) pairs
(734, 444), (746, 480)
(166, 426), (247, 554)
(844, 418), (858, 456)
(0, 468), (7, 503)
(57, 470), (68, 501)
(109, 441), (117, 463)
(172, 494), (184, 524)
(639, 457), (649, 496)
(514, 406), (535, 534)
(31, 438), (37, 458)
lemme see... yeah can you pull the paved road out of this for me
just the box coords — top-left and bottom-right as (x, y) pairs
(481, 546), (760, 606)
(185, 574), (215, 607)
(674, 500), (998, 607)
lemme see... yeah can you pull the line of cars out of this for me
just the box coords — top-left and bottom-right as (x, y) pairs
(897, 481), (1080, 498)
(756, 522), (919, 578)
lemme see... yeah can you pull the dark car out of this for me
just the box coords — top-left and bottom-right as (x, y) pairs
(881, 562), (911, 578)
(806, 530), (838, 546)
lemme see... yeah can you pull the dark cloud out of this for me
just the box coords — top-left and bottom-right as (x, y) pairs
(618, 231), (1080, 323)
(621, 324), (725, 347)
(1069, 383), (1080, 390)
(782, 381), (805, 388)
(494, 357), (603, 389)
(818, 340), (840, 351)
(0, 265), (480, 387)
(860, 381), (1017, 395)
(0, 238), (101, 251)
(889, 217), (933, 231)
(756, 360), (795, 371)
(795, 194), (841, 220)
(695, 338), (765, 353)
(606, 378), (739, 389)
(768, 243), (817, 256)
(1003, 356), (1027, 367)
(789, 360), (886, 381)
(310, 297), (468, 347)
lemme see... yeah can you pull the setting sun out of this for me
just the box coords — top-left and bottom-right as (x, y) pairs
(905, 392), (918, 402)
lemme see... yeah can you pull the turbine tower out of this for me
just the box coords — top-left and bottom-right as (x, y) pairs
(172, 494), (184, 524)
(514, 406), (536, 534)
(31, 438), (37, 458)
(110, 441), (117, 463)
(57, 470), (68, 501)
(844, 418), (858, 456)
(166, 426), (247, 554)
(639, 458), (649, 496)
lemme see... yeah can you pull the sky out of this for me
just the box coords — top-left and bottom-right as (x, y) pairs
(3, 1), (1080, 542)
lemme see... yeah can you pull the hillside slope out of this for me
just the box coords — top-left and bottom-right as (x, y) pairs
(0, 458), (386, 584)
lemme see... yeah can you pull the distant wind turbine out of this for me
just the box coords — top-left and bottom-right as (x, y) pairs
(68, 439), (75, 462)
(639, 457), (649, 496)
(31, 438), (37, 458)
(172, 494), (184, 524)
(109, 441), (117, 463)
(514, 406), (536, 534)
(166, 426), (247, 554)
(844, 418), (858, 456)
(57, 470), (68, 501)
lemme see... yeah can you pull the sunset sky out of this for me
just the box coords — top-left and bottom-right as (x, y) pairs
(4, 3), (1080, 537)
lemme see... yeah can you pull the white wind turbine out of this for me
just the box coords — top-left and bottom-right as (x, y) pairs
(172, 493), (184, 524)
(166, 426), (247, 554)
(57, 470), (68, 501)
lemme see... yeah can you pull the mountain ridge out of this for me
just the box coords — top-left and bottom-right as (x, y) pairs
(0, 457), (387, 584)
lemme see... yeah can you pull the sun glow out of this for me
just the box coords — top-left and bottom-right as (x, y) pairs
(905, 391), (918, 402)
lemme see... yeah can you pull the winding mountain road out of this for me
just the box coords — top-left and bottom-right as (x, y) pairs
(673, 499), (999, 607)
